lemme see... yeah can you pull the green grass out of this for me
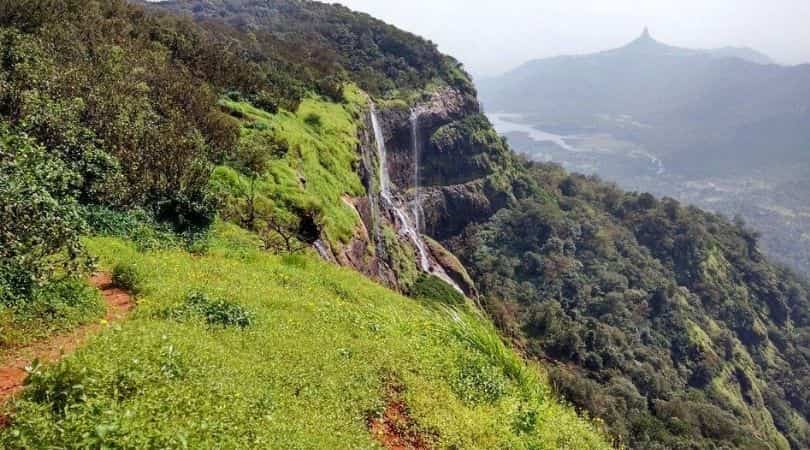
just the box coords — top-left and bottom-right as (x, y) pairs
(0, 280), (105, 351)
(1, 223), (612, 449)
(216, 86), (366, 246)
(410, 274), (465, 306)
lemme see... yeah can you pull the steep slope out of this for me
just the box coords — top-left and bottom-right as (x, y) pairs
(0, 1), (613, 447)
(0, 223), (611, 448)
(143, 0), (502, 297)
(3, 1), (810, 449)
(445, 165), (810, 449)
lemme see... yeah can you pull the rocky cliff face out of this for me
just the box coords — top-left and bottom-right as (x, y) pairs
(380, 88), (479, 190)
(332, 86), (514, 297)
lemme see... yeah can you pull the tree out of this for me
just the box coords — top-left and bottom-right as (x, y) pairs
(0, 126), (87, 303)
(210, 133), (314, 255)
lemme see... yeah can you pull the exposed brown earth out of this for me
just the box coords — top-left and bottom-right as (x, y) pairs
(0, 273), (134, 404)
(368, 382), (430, 450)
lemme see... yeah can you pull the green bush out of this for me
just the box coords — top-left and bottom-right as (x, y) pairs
(0, 264), (32, 307)
(0, 126), (88, 302)
(29, 279), (103, 320)
(0, 278), (104, 347)
(83, 206), (179, 251)
(24, 359), (89, 416)
(304, 113), (322, 129)
(410, 274), (465, 305)
(172, 291), (253, 329)
(112, 262), (143, 294)
(84, 205), (214, 255)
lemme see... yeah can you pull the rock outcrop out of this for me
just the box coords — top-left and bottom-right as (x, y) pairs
(336, 86), (513, 297)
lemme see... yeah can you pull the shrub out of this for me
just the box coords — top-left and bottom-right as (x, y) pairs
(112, 262), (143, 294)
(83, 205), (179, 251)
(29, 279), (103, 319)
(253, 90), (280, 114)
(24, 359), (89, 416)
(0, 126), (88, 302)
(0, 263), (32, 306)
(304, 113), (322, 129)
(172, 291), (253, 328)
(0, 278), (103, 346)
(152, 189), (217, 234)
(513, 407), (539, 434)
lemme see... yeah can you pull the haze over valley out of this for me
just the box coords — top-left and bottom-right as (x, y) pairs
(480, 29), (810, 274)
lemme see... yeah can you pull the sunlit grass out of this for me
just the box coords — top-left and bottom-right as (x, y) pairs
(1, 223), (612, 449)
(217, 86), (366, 246)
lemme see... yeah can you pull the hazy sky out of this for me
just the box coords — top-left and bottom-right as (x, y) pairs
(334, 0), (810, 77)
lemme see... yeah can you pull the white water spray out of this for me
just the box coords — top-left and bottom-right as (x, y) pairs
(410, 109), (426, 234)
(369, 105), (463, 293)
(313, 239), (334, 262)
(371, 106), (431, 271)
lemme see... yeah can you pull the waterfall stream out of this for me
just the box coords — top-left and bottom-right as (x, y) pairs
(370, 105), (463, 293)
(371, 106), (431, 271)
(313, 239), (334, 262)
(410, 110), (426, 236)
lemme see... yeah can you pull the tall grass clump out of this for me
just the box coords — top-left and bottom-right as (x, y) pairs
(410, 274), (466, 306)
(441, 308), (536, 392)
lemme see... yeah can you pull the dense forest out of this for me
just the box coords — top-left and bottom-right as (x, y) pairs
(151, 0), (472, 97)
(450, 162), (810, 449)
(0, 0), (809, 449)
(0, 0), (465, 307)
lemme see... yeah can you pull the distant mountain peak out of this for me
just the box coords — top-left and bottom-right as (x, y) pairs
(622, 27), (668, 53)
(640, 27), (652, 40)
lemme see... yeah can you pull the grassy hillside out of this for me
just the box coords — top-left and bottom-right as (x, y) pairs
(4, 2), (809, 449)
(212, 87), (367, 247)
(0, 223), (612, 449)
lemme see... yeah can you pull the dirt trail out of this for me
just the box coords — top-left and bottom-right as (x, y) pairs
(369, 400), (429, 450)
(368, 382), (430, 450)
(0, 273), (134, 403)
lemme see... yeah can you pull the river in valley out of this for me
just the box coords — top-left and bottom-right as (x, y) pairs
(486, 112), (665, 178)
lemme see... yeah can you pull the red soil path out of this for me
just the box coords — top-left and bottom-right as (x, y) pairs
(368, 381), (430, 450)
(0, 273), (134, 404)
(369, 400), (429, 450)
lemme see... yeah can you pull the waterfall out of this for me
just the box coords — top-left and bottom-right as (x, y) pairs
(361, 120), (386, 263)
(313, 239), (334, 262)
(410, 109), (425, 234)
(370, 104), (463, 294)
(371, 106), (431, 272)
